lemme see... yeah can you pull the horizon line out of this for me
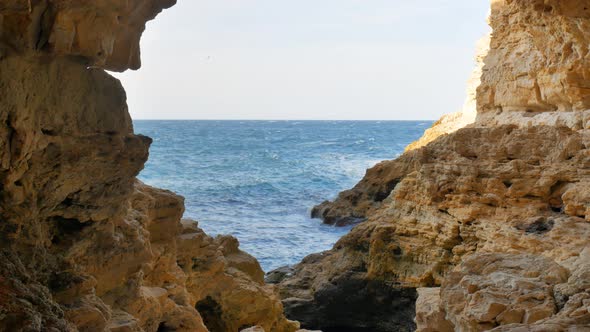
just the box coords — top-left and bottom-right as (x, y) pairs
(132, 118), (436, 121)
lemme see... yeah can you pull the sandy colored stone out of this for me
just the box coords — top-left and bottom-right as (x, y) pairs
(0, 54), (299, 331)
(441, 253), (569, 331)
(0, 3), (299, 329)
(280, 2), (590, 330)
(4, 0), (590, 331)
(241, 327), (321, 332)
(0, 0), (176, 71)
(415, 288), (454, 332)
(478, 0), (590, 115)
(280, 124), (590, 330)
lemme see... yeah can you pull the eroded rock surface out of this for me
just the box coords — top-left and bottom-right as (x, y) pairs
(0, 2), (298, 331)
(0, 0), (176, 71)
(279, 1), (590, 331)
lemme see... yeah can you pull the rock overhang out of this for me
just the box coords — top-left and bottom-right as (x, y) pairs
(0, 0), (176, 71)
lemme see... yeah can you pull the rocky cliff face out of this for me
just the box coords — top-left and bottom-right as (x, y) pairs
(4, 1), (590, 331)
(276, 1), (590, 331)
(0, 1), (298, 331)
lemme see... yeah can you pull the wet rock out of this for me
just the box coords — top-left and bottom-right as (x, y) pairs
(282, 272), (416, 332)
(266, 266), (296, 284)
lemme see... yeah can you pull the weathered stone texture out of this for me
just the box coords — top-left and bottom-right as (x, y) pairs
(278, 1), (590, 331)
(0, 2), (298, 331)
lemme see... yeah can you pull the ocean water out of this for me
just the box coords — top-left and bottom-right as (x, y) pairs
(134, 120), (430, 271)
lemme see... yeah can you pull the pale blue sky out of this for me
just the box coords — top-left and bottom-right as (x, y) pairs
(115, 1), (490, 120)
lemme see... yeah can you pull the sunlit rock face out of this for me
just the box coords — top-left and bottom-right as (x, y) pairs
(0, 2), (299, 331)
(277, 0), (590, 331)
(0, 0), (176, 71)
(479, 0), (590, 115)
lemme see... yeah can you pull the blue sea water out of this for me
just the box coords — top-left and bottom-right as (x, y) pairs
(133, 120), (430, 271)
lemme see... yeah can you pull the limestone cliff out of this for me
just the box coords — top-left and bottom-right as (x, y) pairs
(0, 1), (298, 331)
(276, 1), (590, 331)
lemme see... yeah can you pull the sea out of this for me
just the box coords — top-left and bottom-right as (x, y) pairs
(134, 120), (431, 271)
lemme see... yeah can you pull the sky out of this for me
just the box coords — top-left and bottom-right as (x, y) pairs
(114, 1), (490, 120)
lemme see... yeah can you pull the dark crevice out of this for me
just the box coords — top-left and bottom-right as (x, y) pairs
(35, 2), (54, 50)
(516, 217), (554, 235)
(550, 180), (568, 194)
(195, 296), (227, 332)
(374, 178), (400, 202)
(438, 209), (452, 217)
(41, 128), (57, 136)
(50, 217), (90, 246)
(48, 271), (84, 293)
(157, 322), (175, 332)
(323, 327), (374, 332)
(285, 276), (417, 332)
(548, 181), (568, 213)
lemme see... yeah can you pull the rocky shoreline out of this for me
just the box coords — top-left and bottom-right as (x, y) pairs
(2, 0), (590, 331)
(273, 1), (590, 331)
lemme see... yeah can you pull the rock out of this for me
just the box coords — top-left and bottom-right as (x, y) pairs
(279, 265), (417, 332)
(478, 0), (590, 115)
(266, 266), (295, 284)
(241, 326), (321, 332)
(415, 288), (454, 332)
(178, 225), (297, 332)
(309, 158), (416, 226)
(241, 327), (266, 332)
(282, 123), (590, 330)
(0, 2), (299, 331)
(441, 253), (569, 331)
(4, 0), (590, 330)
(280, 1), (590, 330)
(283, 124), (590, 330)
(0, 0), (176, 71)
(488, 291), (590, 331)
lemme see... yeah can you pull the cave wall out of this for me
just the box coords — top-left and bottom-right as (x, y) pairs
(0, 1), (298, 331)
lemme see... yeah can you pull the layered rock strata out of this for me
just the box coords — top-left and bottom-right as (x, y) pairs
(277, 1), (590, 331)
(0, 2), (297, 331)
